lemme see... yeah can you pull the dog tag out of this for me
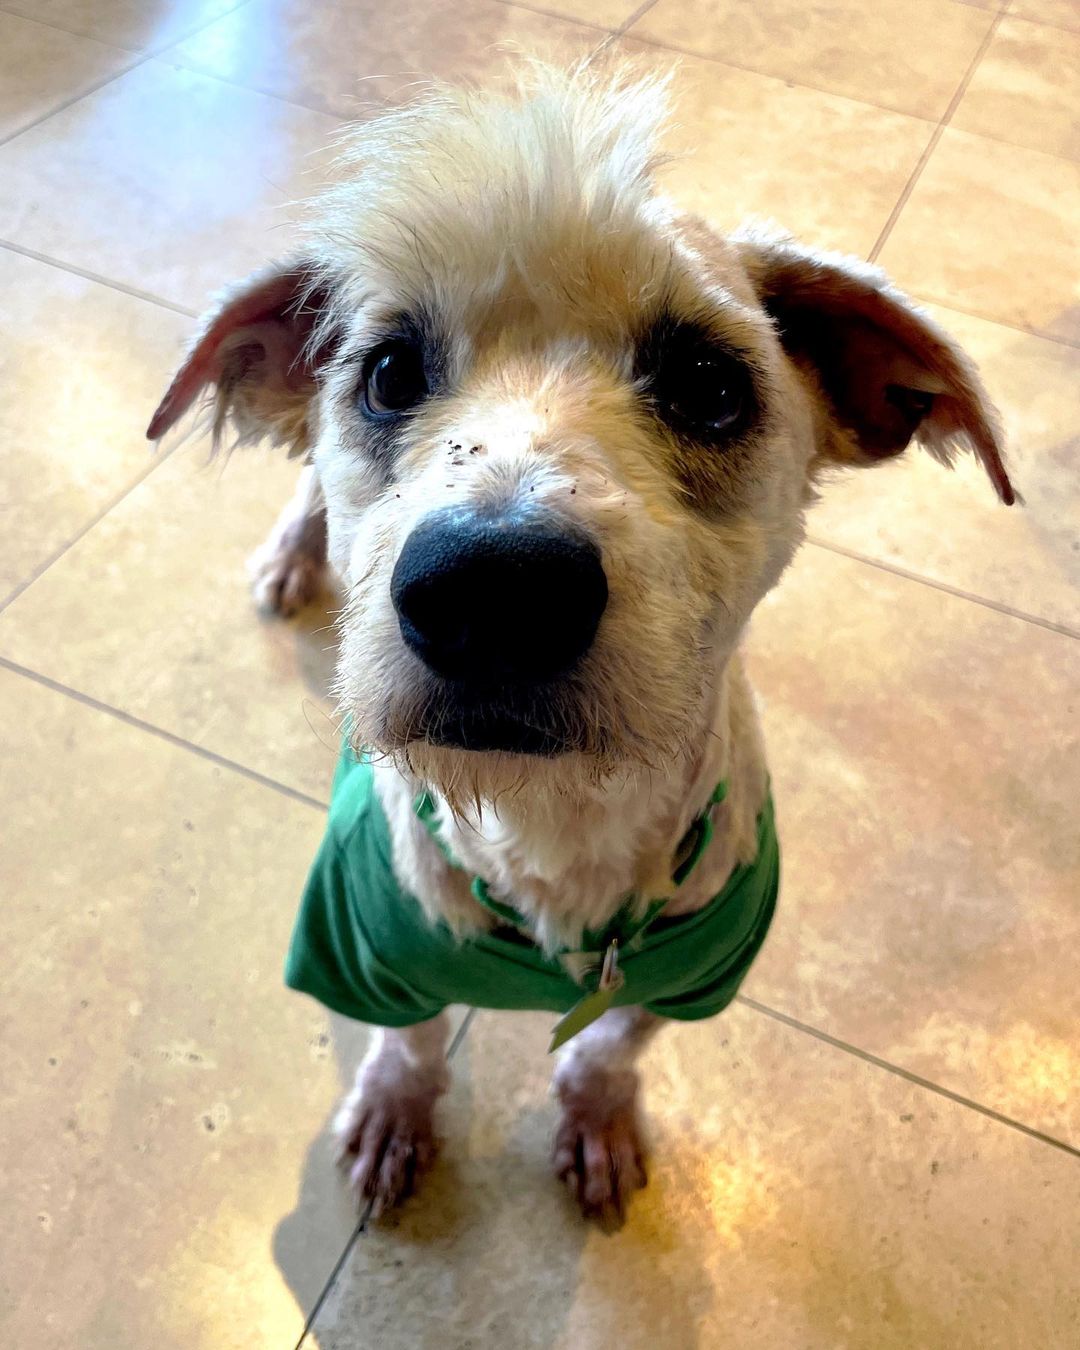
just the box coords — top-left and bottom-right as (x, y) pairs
(549, 942), (624, 1053)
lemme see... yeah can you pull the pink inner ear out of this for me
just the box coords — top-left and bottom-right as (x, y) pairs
(860, 294), (1016, 507)
(775, 264), (1017, 506)
(146, 269), (310, 440)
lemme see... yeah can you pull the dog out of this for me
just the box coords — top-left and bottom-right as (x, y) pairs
(148, 60), (1016, 1226)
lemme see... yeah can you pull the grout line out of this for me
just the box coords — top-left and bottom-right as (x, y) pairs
(606, 29), (940, 127)
(301, 982), (1078, 1345)
(488, 0), (615, 37)
(0, 48), (149, 150)
(0, 239), (200, 318)
(0, 2), (141, 51)
(1005, 11), (1080, 38)
(164, 29), (1080, 175)
(907, 117), (1080, 173)
(0, 7), (135, 56)
(489, 0), (661, 40)
(0, 0), (331, 144)
(613, 0), (662, 35)
(0, 0), (254, 153)
(0, 0), (253, 58)
(0, 656), (331, 813)
(805, 537), (1080, 641)
(867, 6), (1006, 262)
(446, 1007), (480, 1061)
(0, 445), (180, 616)
(907, 290), (1080, 352)
(146, 48), (349, 125)
(737, 996), (1080, 1160)
(295, 1008), (480, 1349)
(293, 1197), (375, 1350)
(142, 0), (255, 59)
(154, 3), (650, 128)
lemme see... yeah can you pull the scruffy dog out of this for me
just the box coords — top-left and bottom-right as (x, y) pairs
(149, 62), (1015, 1225)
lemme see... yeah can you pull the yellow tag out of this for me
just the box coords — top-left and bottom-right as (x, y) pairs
(548, 986), (616, 1052)
(548, 941), (624, 1052)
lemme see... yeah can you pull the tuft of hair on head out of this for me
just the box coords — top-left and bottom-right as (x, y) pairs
(300, 55), (676, 307)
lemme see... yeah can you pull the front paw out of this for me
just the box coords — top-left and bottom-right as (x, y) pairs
(333, 1084), (439, 1217)
(553, 1078), (648, 1227)
(247, 535), (324, 617)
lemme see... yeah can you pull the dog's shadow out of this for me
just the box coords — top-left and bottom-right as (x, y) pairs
(272, 1016), (717, 1349)
(271, 1019), (584, 1349)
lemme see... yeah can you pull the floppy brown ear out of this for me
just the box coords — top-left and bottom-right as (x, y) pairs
(735, 230), (1017, 505)
(146, 259), (340, 457)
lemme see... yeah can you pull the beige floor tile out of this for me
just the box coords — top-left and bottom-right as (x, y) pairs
(0, 60), (339, 313)
(629, 0), (993, 120)
(502, 0), (641, 28)
(1011, 0), (1080, 33)
(0, 10), (134, 141)
(807, 303), (1080, 633)
(0, 445), (341, 801)
(618, 39), (931, 257)
(0, 667), (368, 1350)
(0, 0), (241, 53)
(169, 0), (606, 118)
(741, 545), (1080, 1143)
(953, 17), (1080, 161)
(0, 248), (194, 604)
(877, 128), (1080, 344)
(310, 1005), (1080, 1350)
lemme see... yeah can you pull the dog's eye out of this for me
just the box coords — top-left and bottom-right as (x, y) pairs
(362, 341), (428, 417)
(652, 344), (751, 436)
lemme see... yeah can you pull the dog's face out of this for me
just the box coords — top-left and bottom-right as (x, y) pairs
(315, 153), (804, 796)
(149, 65), (1014, 802)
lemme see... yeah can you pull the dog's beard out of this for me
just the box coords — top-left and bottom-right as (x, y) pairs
(370, 678), (624, 811)
(340, 661), (706, 813)
(399, 742), (622, 814)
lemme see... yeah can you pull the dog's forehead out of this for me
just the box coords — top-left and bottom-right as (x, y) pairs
(310, 67), (753, 336)
(323, 168), (752, 349)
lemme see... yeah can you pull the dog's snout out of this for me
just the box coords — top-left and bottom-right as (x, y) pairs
(391, 507), (608, 684)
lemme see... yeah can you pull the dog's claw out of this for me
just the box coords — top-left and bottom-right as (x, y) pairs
(553, 1096), (648, 1228)
(334, 1096), (438, 1216)
(248, 539), (324, 617)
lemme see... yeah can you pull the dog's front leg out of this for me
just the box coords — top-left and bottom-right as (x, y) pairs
(334, 1014), (451, 1215)
(248, 463), (328, 616)
(552, 1005), (663, 1225)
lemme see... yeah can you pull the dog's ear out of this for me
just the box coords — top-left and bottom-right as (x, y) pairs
(735, 231), (1017, 505)
(147, 258), (340, 457)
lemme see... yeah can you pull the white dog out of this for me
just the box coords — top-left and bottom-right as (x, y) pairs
(149, 61), (1015, 1225)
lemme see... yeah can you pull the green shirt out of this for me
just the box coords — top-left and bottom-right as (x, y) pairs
(285, 747), (779, 1028)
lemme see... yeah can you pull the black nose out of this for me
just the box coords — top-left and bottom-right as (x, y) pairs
(391, 507), (608, 683)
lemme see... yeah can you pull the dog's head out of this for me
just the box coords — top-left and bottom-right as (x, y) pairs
(150, 62), (1015, 804)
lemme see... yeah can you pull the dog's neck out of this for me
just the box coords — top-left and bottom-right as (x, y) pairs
(377, 653), (769, 952)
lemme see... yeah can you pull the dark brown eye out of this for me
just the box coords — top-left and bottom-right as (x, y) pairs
(640, 320), (755, 441)
(363, 340), (428, 417)
(653, 344), (750, 435)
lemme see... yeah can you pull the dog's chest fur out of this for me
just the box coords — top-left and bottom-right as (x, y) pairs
(375, 654), (770, 954)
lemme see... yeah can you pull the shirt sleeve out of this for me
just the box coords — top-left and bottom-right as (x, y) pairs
(284, 826), (447, 1028)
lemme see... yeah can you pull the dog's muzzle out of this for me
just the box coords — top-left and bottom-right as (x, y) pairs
(390, 505), (608, 755)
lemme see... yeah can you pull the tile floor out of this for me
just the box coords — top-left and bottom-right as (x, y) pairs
(1, 1), (1077, 1347)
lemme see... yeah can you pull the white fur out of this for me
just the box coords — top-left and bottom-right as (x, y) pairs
(247, 463), (327, 616)
(149, 58), (1014, 1223)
